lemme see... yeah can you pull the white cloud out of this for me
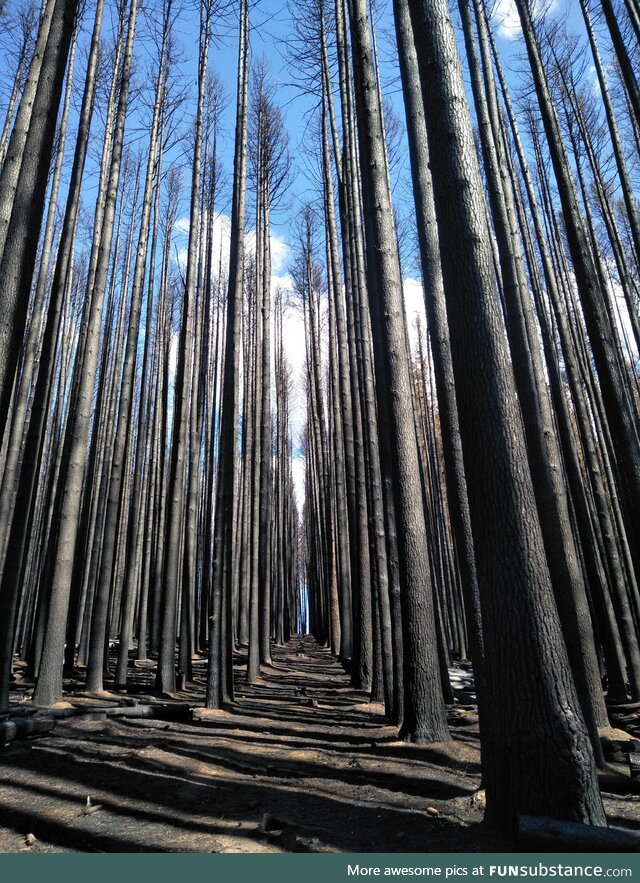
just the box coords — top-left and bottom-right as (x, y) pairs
(173, 213), (290, 279)
(168, 333), (179, 372)
(490, 0), (561, 41)
(491, 0), (523, 41)
(291, 456), (306, 511)
(175, 246), (188, 273)
(271, 234), (290, 276)
(403, 276), (427, 351)
(587, 65), (602, 98)
(277, 277), (307, 452)
(174, 217), (190, 236)
(173, 212), (305, 440)
(171, 226), (438, 511)
(173, 212), (232, 276)
(243, 228), (290, 276)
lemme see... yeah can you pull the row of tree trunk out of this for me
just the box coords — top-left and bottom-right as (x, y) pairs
(0, 0), (638, 835)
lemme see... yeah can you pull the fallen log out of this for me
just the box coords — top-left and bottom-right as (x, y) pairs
(607, 702), (640, 713)
(105, 702), (190, 722)
(0, 716), (56, 746)
(29, 702), (78, 718)
(598, 769), (640, 795)
(518, 815), (640, 852)
(0, 706), (38, 721)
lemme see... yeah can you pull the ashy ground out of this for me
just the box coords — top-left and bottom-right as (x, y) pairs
(0, 639), (638, 853)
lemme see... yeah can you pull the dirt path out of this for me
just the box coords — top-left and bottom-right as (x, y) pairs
(0, 638), (635, 853)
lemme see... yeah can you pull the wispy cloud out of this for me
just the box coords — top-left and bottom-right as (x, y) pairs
(173, 213), (290, 278)
(490, 0), (561, 41)
(491, 0), (523, 41)
(173, 214), (306, 480)
(403, 276), (427, 349)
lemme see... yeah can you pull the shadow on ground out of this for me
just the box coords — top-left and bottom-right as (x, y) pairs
(0, 639), (574, 853)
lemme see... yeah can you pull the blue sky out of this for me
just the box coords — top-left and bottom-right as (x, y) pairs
(164, 0), (585, 454)
(2, 0), (627, 507)
(69, 0), (592, 286)
(166, 0), (589, 274)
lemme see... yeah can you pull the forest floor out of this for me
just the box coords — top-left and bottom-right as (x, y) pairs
(1, 637), (639, 853)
